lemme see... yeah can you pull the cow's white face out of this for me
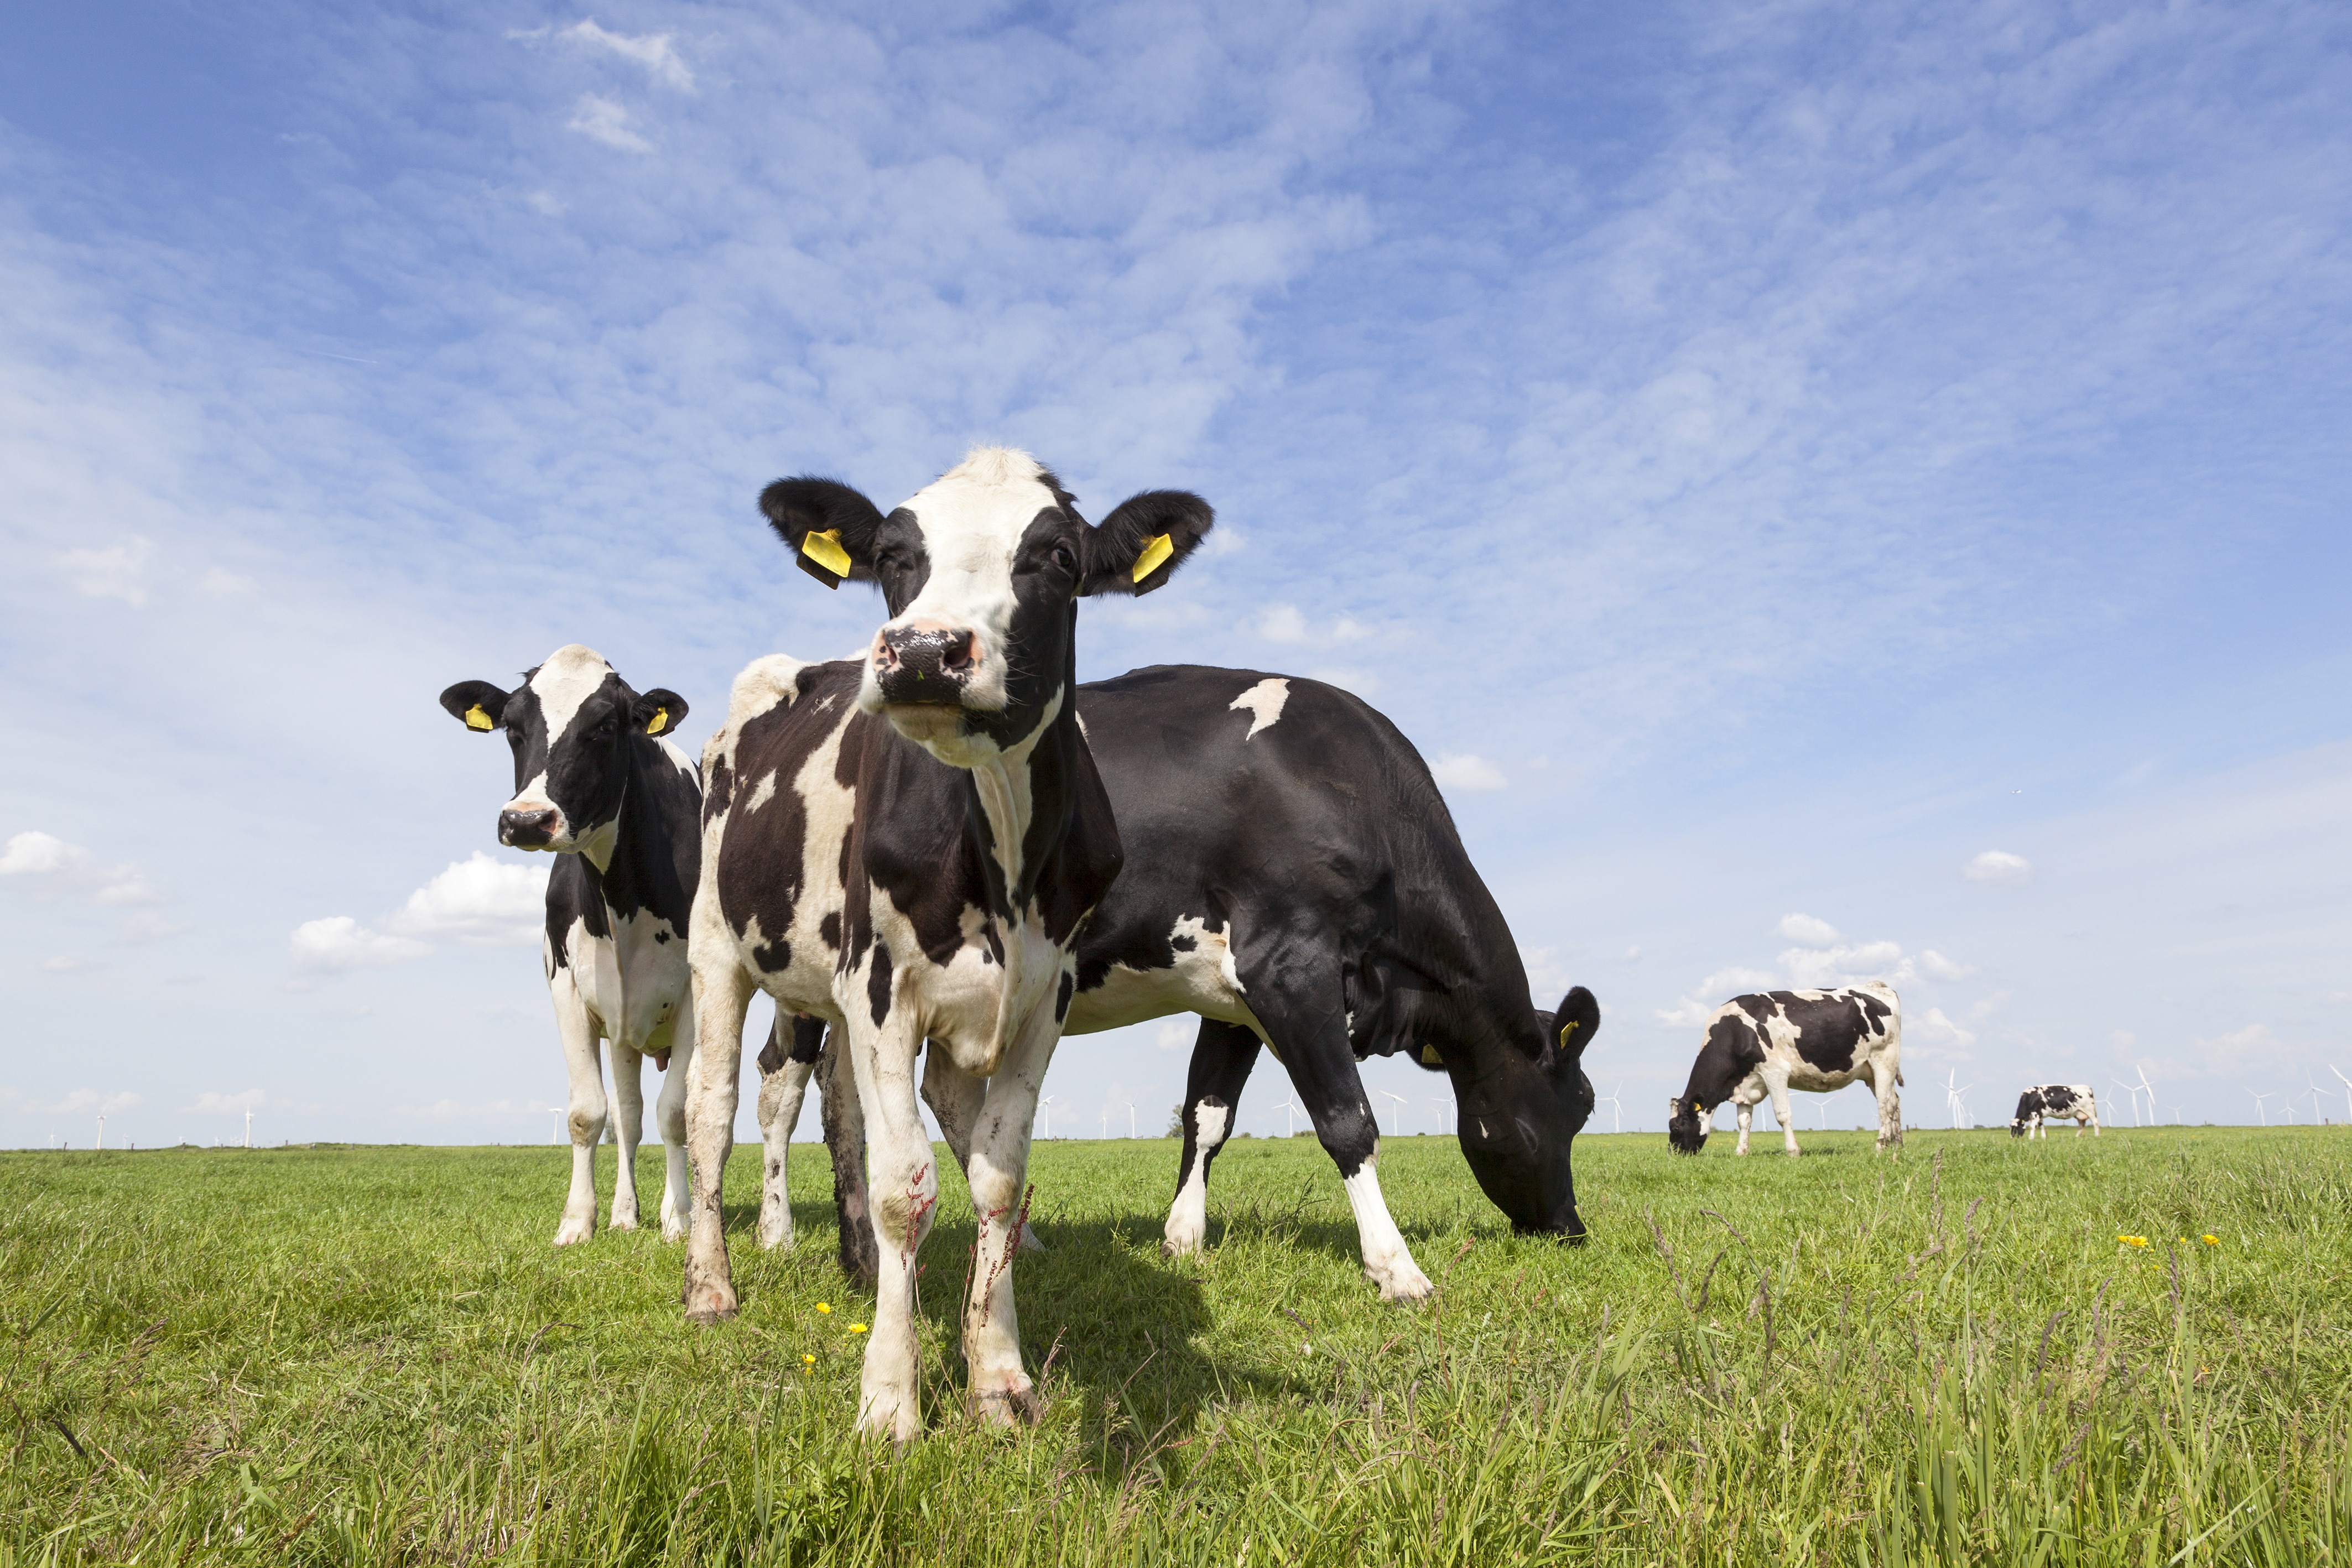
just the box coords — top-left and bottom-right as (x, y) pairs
(860, 451), (1079, 762)
(758, 447), (1216, 770)
(439, 644), (686, 858)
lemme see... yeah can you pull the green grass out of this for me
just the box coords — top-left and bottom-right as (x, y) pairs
(4, 1126), (2349, 1565)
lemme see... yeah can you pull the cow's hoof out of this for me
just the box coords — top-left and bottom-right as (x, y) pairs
(1371, 1266), (1435, 1305)
(970, 1381), (1044, 1428)
(553, 1217), (595, 1246)
(756, 1221), (794, 1251)
(856, 1393), (922, 1447)
(661, 1217), (689, 1244)
(609, 1214), (639, 1233)
(681, 1280), (738, 1324)
(1159, 1227), (1204, 1260)
(1017, 1222), (1046, 1254)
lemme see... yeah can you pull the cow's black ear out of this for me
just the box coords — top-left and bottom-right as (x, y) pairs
(760, 477), (887, 590)
(1081, 489), (1214, 597)
(1549, 987), (1600, 1064)
(440, 680), (511, 733)
(632, 689), (688, 737)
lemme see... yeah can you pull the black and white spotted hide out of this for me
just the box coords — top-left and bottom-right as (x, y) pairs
(2011, 1083), (2099, 1139)
(438, 644), (700, 1244)
(679, 447), (1211, 1443)
(1667, 984), (1904, 1157)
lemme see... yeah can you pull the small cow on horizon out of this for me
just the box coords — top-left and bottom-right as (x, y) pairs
(1668, 983), (1903, 1155)
(2011, 1084), (2099, 1138)
(440, 645), (701, 1244)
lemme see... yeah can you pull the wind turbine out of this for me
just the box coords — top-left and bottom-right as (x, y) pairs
(1271, 1095), (1300, 1137)
(1432, 1095), (1456, 1134)
(1122, 1099), (1136, 1138)
(2309, 1076), (2329, 1126)
(2133, 1066), (2157, 1127)
(244, 1108), (253, 1149)
(2248, 1090), (2269, 1128)
(1100, 1107), (1109, 1139)
(1376, 1091), (1408, 1136)
(2112, 1081), (2146, 1129)
(1598, 1083), (1623, 1134)
(550, 1107), (563, 1145)
(1944, 1071), (1971, 1130)
(1038, 1096), (1055, 1141)
(2331, 1065), (2352, 1123)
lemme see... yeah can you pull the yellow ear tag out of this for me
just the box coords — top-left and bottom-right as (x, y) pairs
(1419, 1044), (1443, 1066)
(464, 704), (494, 731)
(1131, 532), (1174, 584)
(646, 707), (668, 736)
(1559, 1019), (1580, 1048)
(800, 528), (852, 585)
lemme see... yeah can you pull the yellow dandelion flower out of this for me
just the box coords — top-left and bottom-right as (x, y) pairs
(2202, 1234), (2219, 1246)
(850, 1322), (869, 1335)
(815, 1302), (832, 1314)
(802, 1353), (816, 1364)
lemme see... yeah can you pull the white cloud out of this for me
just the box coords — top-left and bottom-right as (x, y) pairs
(1779, 940), (1913, 989)
(195, 567), (257, 597)
(1918, 949), (1975, 981)
(567, 95), (652, 152)
(52, 536), (153, 605)
(1775, 912), (1839, 945)
(1622, 946), (1641, 963)
(1964, 850), (2034, 886)
(386, 852), (549, 945)
(1430, 754), (1507, 792)
(36, 1088), (142, 1115)
(1255, 604), (1370, 645)
(1909, 1007), (1979, 1055)
(1154, 1018), (1192, 1053)
(37, 956), (96, 974)
(1657, 965), (1781, 1027)
(512, 19), (695, 90)
(290, 916), (430, 971)
(0, 831), (85, 877)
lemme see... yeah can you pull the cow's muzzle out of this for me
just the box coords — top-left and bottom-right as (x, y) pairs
(499, 807), (559, 848)
(873, 625), (977, 705)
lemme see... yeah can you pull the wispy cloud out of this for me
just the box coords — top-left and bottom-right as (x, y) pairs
(1965, 851), (2034, 886)
(566, 95), (652, 153)
(511, 19), (695, 91)
(289, 916), (430, 972)
(52, 537), (152, 605)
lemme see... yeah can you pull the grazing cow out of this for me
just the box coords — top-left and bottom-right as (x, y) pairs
(760, 668), (1601, 1303)
(2011, 1083), (2099, 1138)
(1667, 984), (1902, 1155)
(679, 448), (1211, 1441)
(438, 645), (700, 1243)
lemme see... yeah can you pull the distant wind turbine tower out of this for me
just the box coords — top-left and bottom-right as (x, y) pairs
(1038, 1096), (1055, 1141)
(1122, 1099), (1136, 1138)
(1377, 1090), (1408, 1136)
(1271, 1095), (1300, 1137)
(1598, 1083), (1623, 1134)
(2133, 1066), (2156, 1127)
(2331, 1065), (2352, 1123)
(96, 1114), (104, 1151)
(244, 1108), (253, 1149)
(2249, 1090), (2269, 1128)
(1432, 1095), (1456, 1134)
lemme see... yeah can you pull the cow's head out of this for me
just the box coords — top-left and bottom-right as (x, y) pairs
(1456, 987), (1600, 1238)
(439, 645), (686, 856)
(1666, 1096), (1711, 1154)
(760, 449), (1211, 765)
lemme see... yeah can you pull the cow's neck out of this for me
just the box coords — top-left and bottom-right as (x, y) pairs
(573, 742), (667, 930)
(957, 684), (1086, 1060)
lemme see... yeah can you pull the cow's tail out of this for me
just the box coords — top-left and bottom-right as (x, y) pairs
(1896, 1069), (1906, 1086)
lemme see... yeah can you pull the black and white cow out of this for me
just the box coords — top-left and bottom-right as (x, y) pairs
(2011, 1083), (2099, 1138)
(760, 668), (1601, 1303)
(439, 645), (700, 1243)
(679, 448), (1211, 1441)
(1667, 984), (1903, 1155)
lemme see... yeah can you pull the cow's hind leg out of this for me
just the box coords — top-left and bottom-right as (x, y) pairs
(553, 980), (606, 1246)
(817, 1027), (878, 1287)
(1242, 952), (1432, 1304)
(654, 1001), (694, 1242)
(1763, 1072), (1800, 1155)
(1164, 1018), (1259, 1258)
(1870, 1064), (1903, 1154)
(1734, 1100), (1754, 1157)
(754, 1015), (819, 1250)
(609, 1042), (648, 1231)
(681, 961), (752, 1322)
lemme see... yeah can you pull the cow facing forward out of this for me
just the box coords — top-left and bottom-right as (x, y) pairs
(2011, 1084), (2100, 1138)
(680, 448), (1211, 1441)
(438, 645), (699, 1243)
(1668, 984), (1903, 1155)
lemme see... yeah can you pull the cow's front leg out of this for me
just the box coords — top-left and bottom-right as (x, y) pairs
(610, 1043), (648, 1231)
(654, 1000), (694, 1242)
(1734, 1100), (1753, 1156)
(922, 1045), (1044, 1254)
(848, 1004), (933, 1445)
(681, 961), (752, 1322)
(1764, 1075), (1800, 1156)
(1164, 1018), (1260, 1258)
(960, 1005), (1059, 1426)
(755, 1016), (818, 1251)
(1870, 1066), (1903, 1153)
(552, 984), (606, 1246)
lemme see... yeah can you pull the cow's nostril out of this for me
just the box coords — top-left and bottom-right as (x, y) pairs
(499, 808), (558, 845)
(940, 632), (975, 671)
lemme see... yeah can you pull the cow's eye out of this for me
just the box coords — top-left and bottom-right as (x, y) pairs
(1050, 541), (1078, 575)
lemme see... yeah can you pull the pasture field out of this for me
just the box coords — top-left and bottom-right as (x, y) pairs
(4, 1124), (2349, 1565)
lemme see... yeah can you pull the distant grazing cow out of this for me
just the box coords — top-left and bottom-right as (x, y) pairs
(1667, 984), (1902, 1155)
(679, 447), (1211, 1441)
(769, 668), (1601, 1301)
(439, 645), (701, 1243)
(2011, 1083), (2099, 1138)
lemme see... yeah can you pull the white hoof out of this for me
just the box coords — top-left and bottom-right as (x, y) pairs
(553, 1215), (595, 1246)
(1370, 1262), (1435, 1304)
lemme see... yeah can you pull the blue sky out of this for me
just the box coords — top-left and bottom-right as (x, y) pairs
(3, 0), (2348, 1151)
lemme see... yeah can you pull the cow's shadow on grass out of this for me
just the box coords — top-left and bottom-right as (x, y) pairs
(743, 1197), (1293, 1449)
